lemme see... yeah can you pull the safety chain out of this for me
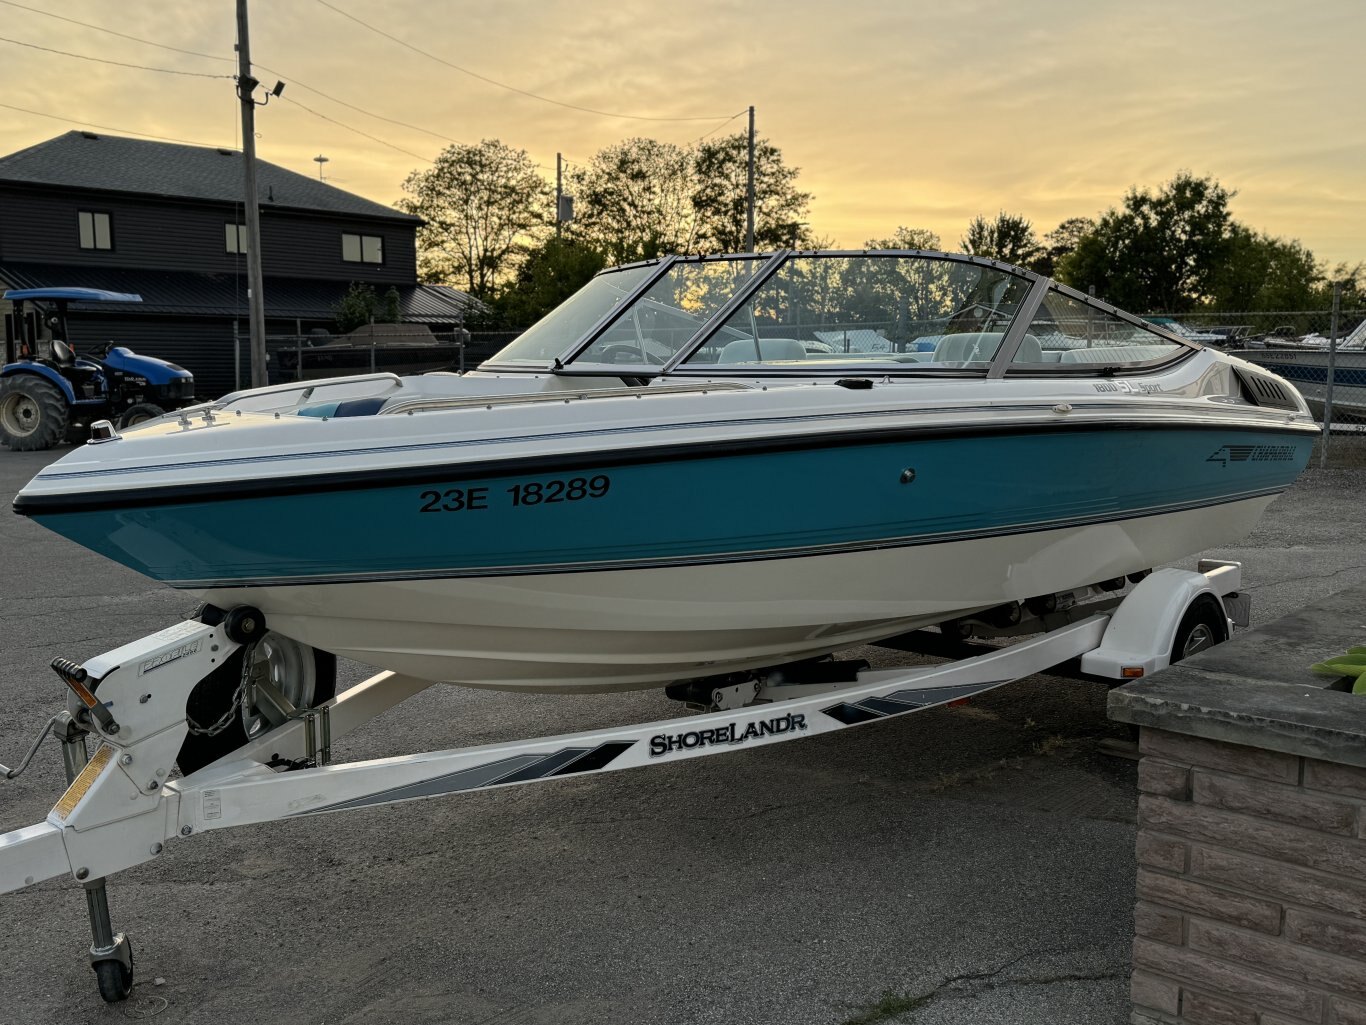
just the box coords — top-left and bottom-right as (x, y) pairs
(184, 642), (257, 737)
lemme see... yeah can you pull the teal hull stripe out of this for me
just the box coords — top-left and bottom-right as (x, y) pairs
(34, 428), (1312, 587)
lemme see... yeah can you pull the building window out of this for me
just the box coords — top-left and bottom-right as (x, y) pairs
(225, 223), (249, 254)
(342, 232), (383, 264)
(78, 211), (112, 250)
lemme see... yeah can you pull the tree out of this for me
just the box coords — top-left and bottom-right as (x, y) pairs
(491, 237), (607, 328)
(333, 282), (401, 333)
(865, 226), (942, 251)
(1057, 172), (1234, 311)
(1032, 217), (1095, 277)
(1209, 228), (1322, 311)
(960, 212), (1041, 266)
(398, 139), (552, 298)
(567, 139), (698, 264)
(692, 133), (812, 252)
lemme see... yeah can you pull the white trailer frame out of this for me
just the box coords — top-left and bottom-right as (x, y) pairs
(0, 561), (1244, 1000)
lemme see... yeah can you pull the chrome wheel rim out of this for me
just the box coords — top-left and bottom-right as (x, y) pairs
(0, 393), (39, 437)
(1181, 623), (1217, 660)
(240, 632), (318, 738)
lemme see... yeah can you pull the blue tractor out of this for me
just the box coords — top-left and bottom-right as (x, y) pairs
(0, 288), (196, 451)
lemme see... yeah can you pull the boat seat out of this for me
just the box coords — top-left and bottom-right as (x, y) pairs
(718, 337), (808, 363)
(1058, 344), (1178, 365)
(932, 332), (1005, 363)
(295, 397), (389, 418)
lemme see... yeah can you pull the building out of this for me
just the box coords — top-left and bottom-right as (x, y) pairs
(0, 131), (475, 398)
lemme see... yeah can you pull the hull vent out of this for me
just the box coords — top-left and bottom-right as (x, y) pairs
(1234, 366), (1299, 411)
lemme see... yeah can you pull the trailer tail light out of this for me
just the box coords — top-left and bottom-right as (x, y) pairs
(1122, 667), (1145, 679)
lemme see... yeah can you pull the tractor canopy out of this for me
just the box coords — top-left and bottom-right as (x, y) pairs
(2, 288), (142, 303)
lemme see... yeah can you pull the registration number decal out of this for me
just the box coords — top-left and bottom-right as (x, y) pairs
(419, 474), (611, 513)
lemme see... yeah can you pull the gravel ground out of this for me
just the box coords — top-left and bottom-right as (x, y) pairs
(0, 447), (1360, 1025)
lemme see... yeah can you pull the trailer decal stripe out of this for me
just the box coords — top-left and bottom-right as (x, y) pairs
(822, 680), (1012, 725)
(294, 742), (636, 816)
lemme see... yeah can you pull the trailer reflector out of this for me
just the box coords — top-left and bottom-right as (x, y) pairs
(51, 744), (114, 821)
(1122, 667), (1145, 678)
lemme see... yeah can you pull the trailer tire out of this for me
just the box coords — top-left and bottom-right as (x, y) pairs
(176, 635), (337, 776)
(1171, 596), (1228, 665)
(0, 375), (68, 450)
(118, 403), (164, 428)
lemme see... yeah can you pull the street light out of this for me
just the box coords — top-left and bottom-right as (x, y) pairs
(313, 154), (329, 181)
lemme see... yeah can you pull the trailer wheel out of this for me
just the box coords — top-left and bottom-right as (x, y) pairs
(118, 403), (164, 428)
(0, 375), (68, 450)
(177, 633), (337, 775)
(1171, 596), (1228, 664)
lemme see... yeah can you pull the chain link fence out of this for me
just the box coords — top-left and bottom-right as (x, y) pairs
(235, 328), (526, 389)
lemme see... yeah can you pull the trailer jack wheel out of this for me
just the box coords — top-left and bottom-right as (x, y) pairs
(92, 936), (133, 1003)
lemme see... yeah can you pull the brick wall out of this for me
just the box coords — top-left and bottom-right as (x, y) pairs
(1131, 728), (1366, 1025)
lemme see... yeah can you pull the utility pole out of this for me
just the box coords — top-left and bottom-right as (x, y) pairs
(236, 0), (268, 388)
(556, 152), (563, 239)
(744, 105), (755, 253)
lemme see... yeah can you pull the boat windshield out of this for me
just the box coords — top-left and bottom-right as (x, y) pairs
(483, 263), (656, 365)
(675, 254), (1032, 370)
(566, 256), (769, 369)
(483, 251), (1194, 376)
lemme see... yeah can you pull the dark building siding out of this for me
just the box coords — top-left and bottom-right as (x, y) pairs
(258, 209), (417, 283)
(0, 186), (417, 283)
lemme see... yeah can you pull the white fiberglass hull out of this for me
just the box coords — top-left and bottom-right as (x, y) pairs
(196, 493), (1277, 692)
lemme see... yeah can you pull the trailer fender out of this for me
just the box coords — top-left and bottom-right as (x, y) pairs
(0, 364), (77, 405)
(1080, 567), (1236, 680)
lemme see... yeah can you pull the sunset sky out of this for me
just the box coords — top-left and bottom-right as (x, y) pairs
(0, 0), (1361, 266)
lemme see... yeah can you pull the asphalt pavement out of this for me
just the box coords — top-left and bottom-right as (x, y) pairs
(0, 446), (1361, 1025)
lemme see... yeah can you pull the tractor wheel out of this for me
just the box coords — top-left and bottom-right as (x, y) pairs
(0, 376), (69, 451)
(118, 403), (165, 429)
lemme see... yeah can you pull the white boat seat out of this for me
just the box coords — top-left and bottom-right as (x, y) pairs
(1058, 344), (1178, 364)
(718, 337), (808, 363)
(932, 332), (1005, 363)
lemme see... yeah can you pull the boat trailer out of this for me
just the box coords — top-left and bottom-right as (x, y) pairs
(0, 562), (1245, 1001)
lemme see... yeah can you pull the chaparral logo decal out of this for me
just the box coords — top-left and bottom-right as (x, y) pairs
(1206, 444), (1298, 466)
(138, 638), (202, 675)
(649, 713), (808, 757)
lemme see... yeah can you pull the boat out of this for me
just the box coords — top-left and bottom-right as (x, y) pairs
(1243, 317), (1366, 419)
(12, 250), (1319, 693)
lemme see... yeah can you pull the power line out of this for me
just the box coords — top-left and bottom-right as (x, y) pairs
(314, 0), (736, 123)
(693, 111), (747, 145)
(0, 35), (233, 77)
(255, 62), (460, 146)
(0, 100), (228, 147)
(0, 0), (232, 63)
(280, 95), (432, 163)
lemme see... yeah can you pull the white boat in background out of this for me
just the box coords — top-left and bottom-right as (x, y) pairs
(1244, 347), (1366, 420)
(15, 251), (1318, 693)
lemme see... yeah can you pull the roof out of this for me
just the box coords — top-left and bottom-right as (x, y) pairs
(0, 131), (418, 223)
(0, 263), (475, 323)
